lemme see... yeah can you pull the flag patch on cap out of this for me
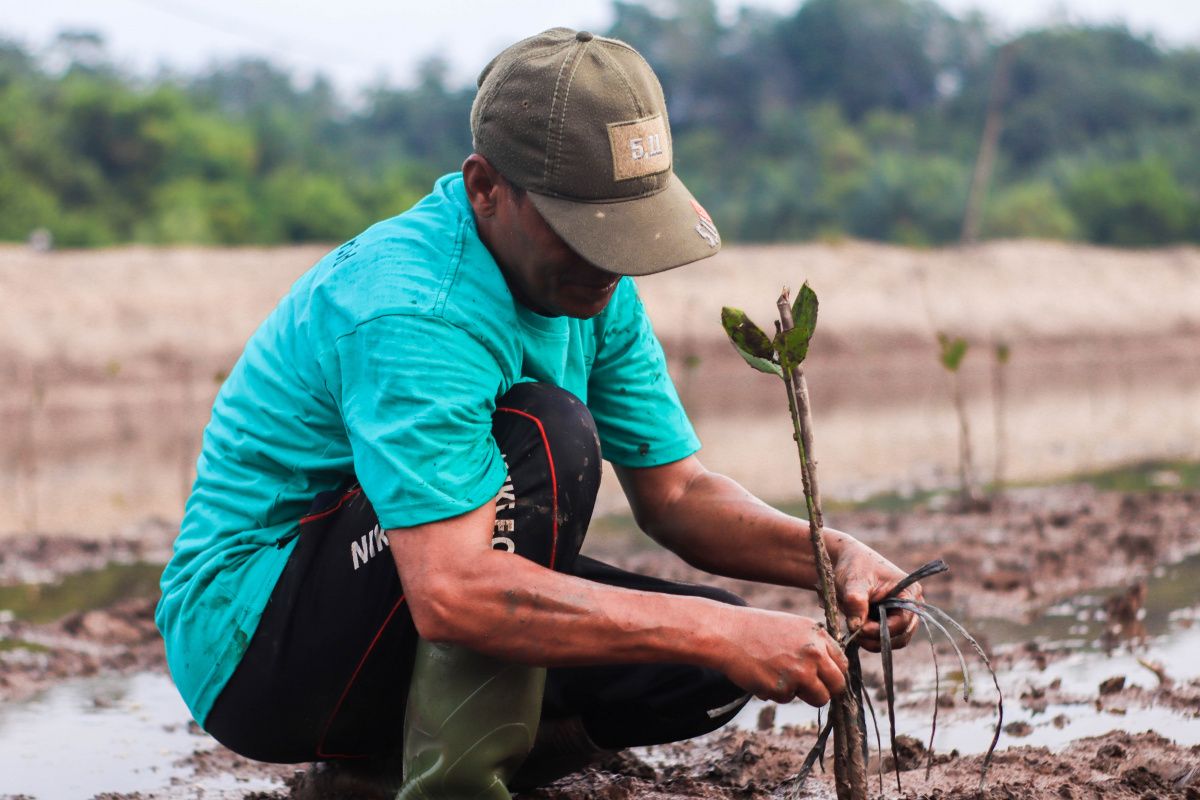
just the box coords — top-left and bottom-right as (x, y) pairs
(608, 114), (671, 181)
(691, 199), (720, 247)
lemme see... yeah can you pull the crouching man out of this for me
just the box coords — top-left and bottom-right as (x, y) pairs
(156, 28), (921, 799)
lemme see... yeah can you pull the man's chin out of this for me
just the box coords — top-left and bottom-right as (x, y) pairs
(558, 286), (617, 319)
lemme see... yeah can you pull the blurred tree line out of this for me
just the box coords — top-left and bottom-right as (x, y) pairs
(1, 0), (1198, 248)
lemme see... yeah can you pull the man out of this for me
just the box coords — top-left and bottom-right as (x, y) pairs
(157, 28), (920, 799)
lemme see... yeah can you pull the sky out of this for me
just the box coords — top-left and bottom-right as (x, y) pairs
(4, 0), (1199, 98)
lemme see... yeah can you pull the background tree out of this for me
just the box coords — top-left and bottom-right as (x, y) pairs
(0, 1), (1197, 248)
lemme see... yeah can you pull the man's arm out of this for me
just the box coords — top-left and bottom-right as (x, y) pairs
(389, 501), (849, 706)
(615, 455), (921, 651)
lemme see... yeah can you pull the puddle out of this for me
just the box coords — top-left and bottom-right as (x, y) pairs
(735, 554), (1200, 752)
(0, 671), (284, 798)
(0, 561), (162, 624)
(965, 551), (1200, 649)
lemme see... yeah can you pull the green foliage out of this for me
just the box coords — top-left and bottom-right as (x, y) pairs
(1064, 157), (1197, 245)
(849, 152), (970, 245)
(791, 283), (819, 341)
(720, 307), (782, 376)
(997, 27), (1181, 168)
(141, 178), (258, 244)
(776, 283), (819, 368)
(983, 181), (1080, 240)
(261, 170), (369, 242)
(0, 157), (59, 240)
(774, 0), (970, 119)
(937, 333), (969, 371)
(721, 283), (819, 376)
(0, 7), (1197, 248)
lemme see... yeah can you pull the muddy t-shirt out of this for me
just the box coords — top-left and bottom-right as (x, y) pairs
(155, 173), (700, 725)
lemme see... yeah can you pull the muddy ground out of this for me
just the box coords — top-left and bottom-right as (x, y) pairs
(1, 481), (1197, 799)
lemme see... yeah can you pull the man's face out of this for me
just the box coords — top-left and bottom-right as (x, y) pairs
(489, 184), (622, 319)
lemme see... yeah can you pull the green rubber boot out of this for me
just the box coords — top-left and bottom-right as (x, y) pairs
(396, 639), (546, 800)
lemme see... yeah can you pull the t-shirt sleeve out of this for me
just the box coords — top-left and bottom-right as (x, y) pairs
(586, 279), (701, 468)
(332, 313), (507, 529)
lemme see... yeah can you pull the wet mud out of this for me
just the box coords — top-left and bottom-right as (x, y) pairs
(518, 730), (1200, 800)
(1, 481), (1198, 798)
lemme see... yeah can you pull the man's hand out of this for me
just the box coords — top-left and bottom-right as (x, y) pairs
(716, 606), (849, 706)
(828, 535), (922, 652)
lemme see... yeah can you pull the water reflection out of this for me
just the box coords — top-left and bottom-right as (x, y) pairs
(0, 671), (282, 798)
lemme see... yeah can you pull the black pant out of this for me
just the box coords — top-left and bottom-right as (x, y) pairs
(205, 383), (748, 763)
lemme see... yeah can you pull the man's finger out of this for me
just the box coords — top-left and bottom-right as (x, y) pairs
(824, 632), (850, 674)
(887, 608), (915, 637)
(890, 610), (920, 647)
(840, 578), (871, 631)
(820, 642), (849, 695)
(797, 679), (832, 708)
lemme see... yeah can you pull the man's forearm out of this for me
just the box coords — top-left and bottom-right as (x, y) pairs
(617, 457), (920, 648)
(404, 543), (730, 668)
(621, 463), (850, 590)
(388, 502), (850, 704)
(389, 502), (735, 669)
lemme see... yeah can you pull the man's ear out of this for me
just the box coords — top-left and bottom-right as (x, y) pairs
(462, 154), (501, 217)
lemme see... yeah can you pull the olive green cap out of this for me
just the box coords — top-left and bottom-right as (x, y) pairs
(471, 28), (721, 276)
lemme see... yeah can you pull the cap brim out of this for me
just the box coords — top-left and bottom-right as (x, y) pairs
(527, 173), (721, 276)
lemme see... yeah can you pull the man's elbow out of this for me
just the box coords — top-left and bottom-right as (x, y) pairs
(405, 573), (474, 644)
(622, 456), (708, 546)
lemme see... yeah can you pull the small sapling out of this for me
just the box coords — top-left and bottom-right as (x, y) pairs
(724, 284), (866, 799)
(722, 287), (1003, 798)
(937, 332), (982, 510)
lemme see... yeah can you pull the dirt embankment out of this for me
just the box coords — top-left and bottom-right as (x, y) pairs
(5, 240), (1199, 372)
(3, 240), (1200, 538)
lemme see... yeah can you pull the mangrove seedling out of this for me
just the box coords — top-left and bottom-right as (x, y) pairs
(937, 332), (981, 510)
(721, 288), (1003, 798)
(724, 285), (866, 798)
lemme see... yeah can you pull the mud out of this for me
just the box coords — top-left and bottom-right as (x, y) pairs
(1, 481), (1197, 798)
(0, 593), (164, 704)
(519, 730), (1200, 800)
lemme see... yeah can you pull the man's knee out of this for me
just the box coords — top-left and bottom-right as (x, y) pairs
(491, 383), (602, 573)
(494, 383), (601, 476)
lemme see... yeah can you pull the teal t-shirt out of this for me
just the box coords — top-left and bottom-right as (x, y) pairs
(156, 173), (701, 725)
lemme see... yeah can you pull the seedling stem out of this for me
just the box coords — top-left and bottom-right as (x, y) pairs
(776, 289), (868, 800)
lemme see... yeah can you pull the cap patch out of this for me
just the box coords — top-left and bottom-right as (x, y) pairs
(692, 199), (720, 248)
(607, 114), (671, 181)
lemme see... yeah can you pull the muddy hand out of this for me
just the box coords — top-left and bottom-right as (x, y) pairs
(830, 537), (921, 652)
(718, 607), (849, 707)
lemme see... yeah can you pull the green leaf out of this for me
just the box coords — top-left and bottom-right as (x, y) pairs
(937, 333), (969, 372)
(791, 282), (819, 343)
(775, 283), (819, 368)
(721, 307), (782, 377)
(775, 326), (811, 369)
